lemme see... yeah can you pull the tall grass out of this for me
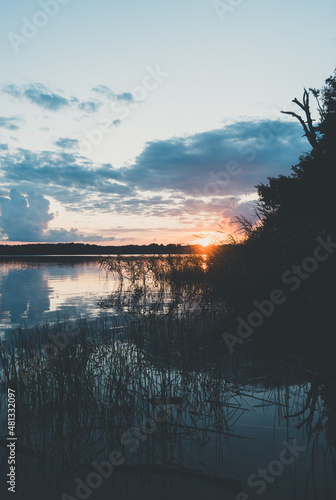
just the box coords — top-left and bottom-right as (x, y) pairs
(0, 313), (335, 495)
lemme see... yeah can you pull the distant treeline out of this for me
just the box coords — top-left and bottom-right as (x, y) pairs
(0, 242), (214, 256)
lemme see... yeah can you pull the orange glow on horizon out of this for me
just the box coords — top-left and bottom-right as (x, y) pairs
(198, 238), (212, 248)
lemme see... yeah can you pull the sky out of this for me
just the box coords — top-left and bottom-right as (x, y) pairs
(0, 0), (335, 245)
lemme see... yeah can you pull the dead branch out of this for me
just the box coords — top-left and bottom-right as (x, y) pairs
(281, 89), (317, 149)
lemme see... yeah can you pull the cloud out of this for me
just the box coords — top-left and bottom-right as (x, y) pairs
(0, 119), (309, 233)
(54, 138), (80, 150)
(0, 116), (21, 130)
(3, 83), (69, 111)
(0, 149), (128, 198)
(92, 85), (134, 102)
(0, 189), (53, 241)
(123, 120), (307, 197)
(2, 82), (134, 114)
(78, 100), (101, 113)
(43, 228), (113, 243)
(0, 189), (114, 242)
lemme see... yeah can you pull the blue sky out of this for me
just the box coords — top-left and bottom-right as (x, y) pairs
(0, 0), (335, 244)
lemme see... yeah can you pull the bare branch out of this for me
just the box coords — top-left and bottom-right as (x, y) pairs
(281, 89), (317, 149)
(281, 110), (311, 140)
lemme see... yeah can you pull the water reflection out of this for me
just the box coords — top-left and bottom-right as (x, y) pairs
(0, 314), (335, 500)
(0, 258), (112, 338)
(0, 266), (51, 324)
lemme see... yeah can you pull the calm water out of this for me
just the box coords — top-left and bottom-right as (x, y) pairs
(0, 258), (335, 500)
(0, 257), (115, 338)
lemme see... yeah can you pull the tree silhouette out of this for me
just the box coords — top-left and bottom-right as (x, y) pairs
(209, 67), (336, 327)
(255, 68), (336, 242)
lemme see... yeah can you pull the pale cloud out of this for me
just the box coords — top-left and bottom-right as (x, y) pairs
(0, 189), (114, 242)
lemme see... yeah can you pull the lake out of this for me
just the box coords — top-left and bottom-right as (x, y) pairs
(0, 257), (116, 340)
(0, 257), (335, 500)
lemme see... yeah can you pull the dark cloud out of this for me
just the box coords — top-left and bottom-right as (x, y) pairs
(3, 83), (69, 111)
(0, 149), (128, 199)
(0, 189), (53, 241)
(0, 189), (114, 242)
(123, 120), (307, 196)
(43, 228), (113, 243)
(1, 82), (137, 124)
(0, 116), (21, 130)
(2, 83), (113, 114)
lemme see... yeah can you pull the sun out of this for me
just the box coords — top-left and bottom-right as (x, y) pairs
(193, 233), (215, 248)
(198, 238), (212, 247)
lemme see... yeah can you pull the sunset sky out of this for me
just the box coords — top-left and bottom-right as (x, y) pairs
(0, 0), (335, 245)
